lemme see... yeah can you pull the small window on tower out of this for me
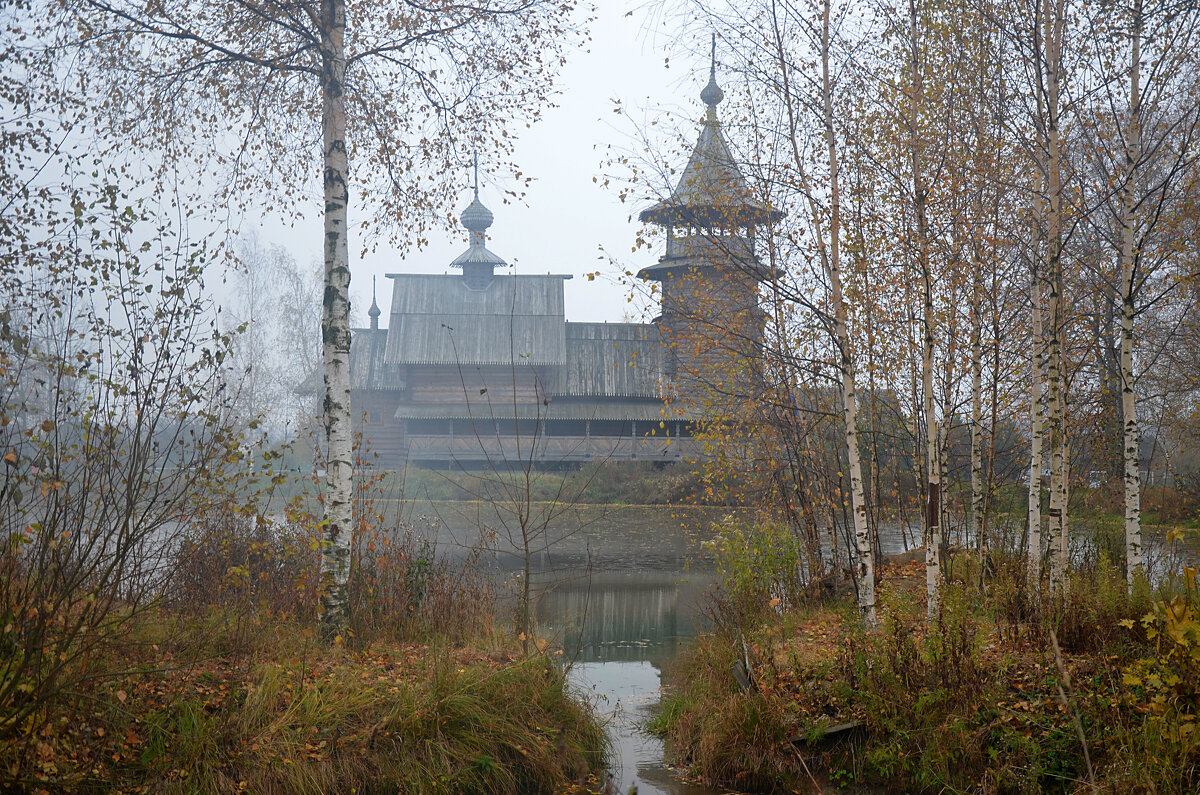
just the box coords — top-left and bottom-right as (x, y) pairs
(369, 412), (381, 424)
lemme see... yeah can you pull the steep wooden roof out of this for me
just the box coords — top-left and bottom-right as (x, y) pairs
(639, 53), (780, 229)
(383, 273), (569, 366)
(348, 327), (406, 391)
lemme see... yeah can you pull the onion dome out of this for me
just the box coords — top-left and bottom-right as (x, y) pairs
(699, 49), (724, 109)
(451, 154), (508, 271)
(459, 192), (494, 234)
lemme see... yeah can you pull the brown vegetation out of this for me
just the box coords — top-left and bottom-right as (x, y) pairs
(652, 526), (1199, 792)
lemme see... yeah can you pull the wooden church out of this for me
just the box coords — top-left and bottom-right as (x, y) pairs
(349, 52), (780, 469)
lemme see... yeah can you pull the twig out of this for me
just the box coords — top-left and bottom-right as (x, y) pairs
(1048, 628), (1098, 794)
(791, 744), (825, 793)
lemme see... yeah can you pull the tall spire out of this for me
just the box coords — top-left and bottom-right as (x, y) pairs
(638, 35), (779, 230)
(473, 150), (480, 199)
(700, 32), (723, 111)
(368, 275), (381, 329)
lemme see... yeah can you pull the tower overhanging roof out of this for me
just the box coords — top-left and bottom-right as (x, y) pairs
(639, 46), (782, 229)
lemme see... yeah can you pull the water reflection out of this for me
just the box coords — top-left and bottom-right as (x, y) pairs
(536, 570), (721, 795)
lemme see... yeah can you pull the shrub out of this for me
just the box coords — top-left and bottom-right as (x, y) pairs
(1110, 558), (1200, 792)
(169, 501), (319, 626)
(0, 191), (246, 756)
(702, 516), (808, 632)
(168, 493), (496, 650)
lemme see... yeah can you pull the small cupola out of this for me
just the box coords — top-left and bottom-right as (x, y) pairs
(450, 154), (508, 290)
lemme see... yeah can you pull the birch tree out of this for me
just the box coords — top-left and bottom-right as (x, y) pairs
(998, 0), (1076, 591)
(674, 0), (878, 623)
(1027, 272), (1046, 584)
(1083, 0), (1200, 584)
(43, 0), (584, 636)
(773, 0), (876, 625)
(901, 0), (943, 619)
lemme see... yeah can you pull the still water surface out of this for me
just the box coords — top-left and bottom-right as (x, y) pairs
(537, 570), (719, 795)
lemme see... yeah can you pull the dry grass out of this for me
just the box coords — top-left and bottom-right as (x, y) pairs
(7, 614), (606, 794)
(651, 552), (1199, 793)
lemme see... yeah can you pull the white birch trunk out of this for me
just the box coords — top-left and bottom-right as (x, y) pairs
(821, 0), (874, 626)
(1027, 278), (1045, 585)
(770, 0), (874, 621)
(1120, 0), (1144, 584)
(1043, 0), (1068, 592)
(970, 260), (984, 579)
(318, 0), (354, 638)
(1061, 438), (1070, 570)
(907, 0), (940, 621)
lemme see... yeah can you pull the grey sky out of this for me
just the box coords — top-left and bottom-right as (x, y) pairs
(247, 3), (713, 326)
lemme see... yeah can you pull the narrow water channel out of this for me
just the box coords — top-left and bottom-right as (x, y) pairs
(403, 501), (731, 793)
(537, 570), (719, 795)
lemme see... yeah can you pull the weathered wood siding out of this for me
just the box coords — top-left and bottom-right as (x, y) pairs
(350, 390), (408, 467)
(407, 365), (552, 404)
(563, 323), (666, 398)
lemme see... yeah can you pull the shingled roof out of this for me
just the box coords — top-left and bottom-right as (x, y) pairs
(639, 41), (781, 229)
(383, 273), (569, 366)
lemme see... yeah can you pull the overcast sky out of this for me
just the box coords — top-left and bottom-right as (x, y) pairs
(246, 2), (714, 326)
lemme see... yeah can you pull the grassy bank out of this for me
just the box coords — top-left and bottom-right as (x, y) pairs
(650, 530), (1200, 792)
(2, 499), (608, 793)
(6, 614), (604, 794)
(8, 615), (604, 793)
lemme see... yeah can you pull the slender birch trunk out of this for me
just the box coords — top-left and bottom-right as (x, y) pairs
(863, 247), (885, 566)
(970, 248), (985, 580)
(970, 19), (987, 586)
(1027, 276), (1045, 585)
(940, 277), (959, 550)
(820, 0), (874, 625)
(1042, 0), (1069, 592)
(770, 0), (874, 623)
(905, 275), (922, 554)
(318, 0), (354, 638)
(908, 0), (940, 620)
(1120, 0), (1144, 583)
